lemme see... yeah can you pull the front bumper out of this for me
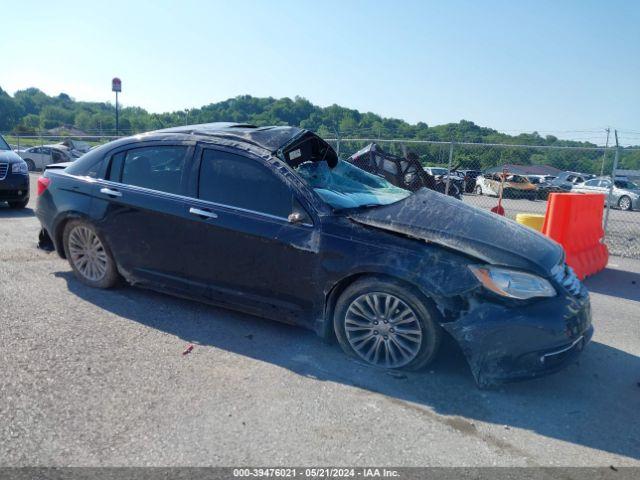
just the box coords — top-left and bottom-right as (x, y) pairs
(0, 173), (30, 202)
(443, 287), (593, 387)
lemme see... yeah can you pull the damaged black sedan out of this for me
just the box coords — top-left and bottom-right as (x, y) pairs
(35, 123), (592, 386)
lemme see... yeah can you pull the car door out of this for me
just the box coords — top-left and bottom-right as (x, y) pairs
(36, 147), (50, 170)
(89, 143), (200, 294)
(598, 179), (615, 205)
(575, 179), (599, 193)
(179, 145), (321, 323)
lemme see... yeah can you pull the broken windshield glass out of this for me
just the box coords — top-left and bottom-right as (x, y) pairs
(296, 159), (411, 210)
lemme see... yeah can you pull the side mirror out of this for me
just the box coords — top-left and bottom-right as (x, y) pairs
(288, 211), (305, 224)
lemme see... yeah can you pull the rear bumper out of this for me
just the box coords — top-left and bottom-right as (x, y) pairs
(0, 173), (30, 201)
(443, 289), (592, 387)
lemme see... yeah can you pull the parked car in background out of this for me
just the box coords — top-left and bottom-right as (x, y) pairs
(572, 177), (640, 211)
(0, 134), (30, 209)
(35, 123), (592, 386)
(459, 169), (482, 193)
(423, 166), (464, 195)
(475, 172), (537, 200)
(16, 146), (75, 171)
(526, 175), (565, 200)
(548, 171), (595, 192)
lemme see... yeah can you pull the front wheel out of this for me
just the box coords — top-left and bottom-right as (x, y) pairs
(618, 195), (632, 211)
(63, 220), (120, 288)
(334, 278), (442, 370)
(475, 185), (483, 195)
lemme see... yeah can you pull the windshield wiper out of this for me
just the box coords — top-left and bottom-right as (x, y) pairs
(335, 203), (385, 213)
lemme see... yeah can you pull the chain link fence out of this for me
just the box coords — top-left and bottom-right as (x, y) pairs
(326, 137), (640, 259)
(4, 132), (640, 259)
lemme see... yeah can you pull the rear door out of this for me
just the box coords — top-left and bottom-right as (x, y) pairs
(90, 143), (200, 294)
(179, 145), (321, 322)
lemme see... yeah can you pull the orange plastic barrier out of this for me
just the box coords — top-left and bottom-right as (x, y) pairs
(541, 193), (608, 280)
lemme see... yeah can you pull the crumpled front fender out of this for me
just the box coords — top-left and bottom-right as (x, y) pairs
(442, 293), (592, 387)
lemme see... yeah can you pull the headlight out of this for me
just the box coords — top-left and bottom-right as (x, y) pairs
(469, 265), (556, 300)
(12, 162), (28, 174)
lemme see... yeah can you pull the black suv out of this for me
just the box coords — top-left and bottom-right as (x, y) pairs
(0, 134), (30, 209)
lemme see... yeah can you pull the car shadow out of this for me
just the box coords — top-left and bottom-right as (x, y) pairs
(56, 271), (640, 461)
(584, 268), (640, 302)
(0, 205), (35, 218)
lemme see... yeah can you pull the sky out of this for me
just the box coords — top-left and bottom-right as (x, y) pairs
(2, 0), (639, 145)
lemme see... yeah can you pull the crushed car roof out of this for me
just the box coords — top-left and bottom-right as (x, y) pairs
(153, 123), (307, 153)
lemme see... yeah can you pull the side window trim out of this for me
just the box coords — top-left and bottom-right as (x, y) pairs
(97, 142), (195, 195)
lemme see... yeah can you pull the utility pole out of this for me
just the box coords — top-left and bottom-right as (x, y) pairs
(603, 129), (619, 237)
(445, 141), (454, 195)
(599, 127), (610, 176)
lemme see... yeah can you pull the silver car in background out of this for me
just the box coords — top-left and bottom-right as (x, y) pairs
(572, 177), (640, 211)
(15, 146), (75, 171)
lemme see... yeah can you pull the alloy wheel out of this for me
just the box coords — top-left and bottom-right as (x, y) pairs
(68, 226), (108, 282)
(619, 196), (631, 211)
(344, 292), (423, 368)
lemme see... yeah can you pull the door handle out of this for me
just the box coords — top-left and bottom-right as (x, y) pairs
(189, 207), (218, 219)
(100, 187), (122, 198)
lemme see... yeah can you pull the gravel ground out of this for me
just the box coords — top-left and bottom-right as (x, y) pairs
(0, 174), (639, 466)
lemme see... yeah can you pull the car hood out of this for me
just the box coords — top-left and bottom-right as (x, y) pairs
(0, 150), (24, 163)
(348, 188), (563, 275)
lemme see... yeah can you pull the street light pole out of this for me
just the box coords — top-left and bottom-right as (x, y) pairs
(115, 90), (119, 136)
(111, 77), (122, 136)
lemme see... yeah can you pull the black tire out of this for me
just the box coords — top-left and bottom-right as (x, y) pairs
(618, 195), (632, 211)
(63, 219), (120, 288)
(8, 199), (29, 209)
(334, 277), (442, 371)
(475, 185), (483, 195)
(24, 159), (36, 171)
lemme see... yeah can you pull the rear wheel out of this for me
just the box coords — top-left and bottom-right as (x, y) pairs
(618, 195), (632, 211)
(8, 199), (28, 209)
(334, 277), (442, 370)
(63, 220), (119, 288)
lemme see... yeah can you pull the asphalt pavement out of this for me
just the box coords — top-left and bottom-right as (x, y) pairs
(0, 173), (639, 466)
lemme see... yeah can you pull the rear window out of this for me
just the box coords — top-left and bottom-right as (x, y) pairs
(65, 149), (104, 177)
(120, 146), (189, 195)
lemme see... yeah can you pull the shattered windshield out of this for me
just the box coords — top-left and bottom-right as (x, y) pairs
(296, 159), (410, 210)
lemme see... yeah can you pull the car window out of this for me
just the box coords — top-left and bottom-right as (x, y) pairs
(199, 149), (294, 218)
(614, 180), (638, 189)
(600, 180), (612, 188)
(585, 179), (600, 187)
(52, 150), (65, 162)
(120, 146), (188, 195)
(106, 152), (125, 181)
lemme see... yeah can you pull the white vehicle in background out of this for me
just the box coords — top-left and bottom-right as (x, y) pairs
(15, 146), (75, 171)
